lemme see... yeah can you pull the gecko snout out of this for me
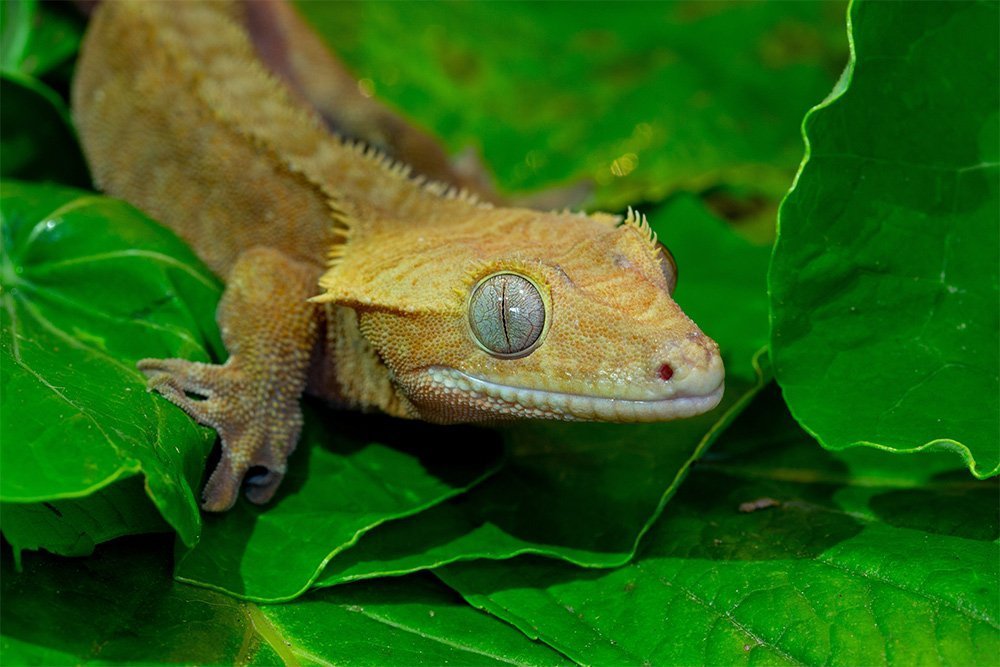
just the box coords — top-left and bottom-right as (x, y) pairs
(654, 336), (725, 400)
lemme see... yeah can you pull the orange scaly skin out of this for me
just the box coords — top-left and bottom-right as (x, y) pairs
(72, 0), (724, 511)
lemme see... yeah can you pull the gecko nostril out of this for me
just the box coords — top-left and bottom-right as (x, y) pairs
(658, 363), (674, 381)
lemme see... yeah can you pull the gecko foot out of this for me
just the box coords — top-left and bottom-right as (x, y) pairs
(138, 356), (302, 512)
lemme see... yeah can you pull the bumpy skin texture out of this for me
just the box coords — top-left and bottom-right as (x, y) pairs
(138, 248), (321, 510)
(72, 0), (725, 511)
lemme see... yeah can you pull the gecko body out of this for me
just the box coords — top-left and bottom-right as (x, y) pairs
(72, 0), (724, 511)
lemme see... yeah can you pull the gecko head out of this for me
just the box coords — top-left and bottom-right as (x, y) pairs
(314, 203), (724, 424)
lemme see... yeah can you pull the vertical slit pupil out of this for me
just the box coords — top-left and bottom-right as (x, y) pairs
(469, 272), (545, 357)
(500, 277), (511, 352)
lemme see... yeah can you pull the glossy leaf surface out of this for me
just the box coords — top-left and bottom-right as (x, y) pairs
(439, 388), (1000, 665)
(1, 182), (222, 549)
(770, 0), (1000, 476)
(3, 2), (995, 664)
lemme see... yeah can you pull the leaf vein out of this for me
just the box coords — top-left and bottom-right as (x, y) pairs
(638, 564), (807, 666)
(814, 554), (998, 628)
(347, 606), (527, 665)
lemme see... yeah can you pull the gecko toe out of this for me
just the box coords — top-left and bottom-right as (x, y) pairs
(138, 358), (222, 406)
(201, 455), (242, 512)
(244, 467), (285, 505)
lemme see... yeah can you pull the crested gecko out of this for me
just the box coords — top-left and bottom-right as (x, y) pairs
(71, 0), (725, 512)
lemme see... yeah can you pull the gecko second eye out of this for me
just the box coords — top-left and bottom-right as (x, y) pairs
(468, 272), (546, 358)
(656, 241), (678, 295)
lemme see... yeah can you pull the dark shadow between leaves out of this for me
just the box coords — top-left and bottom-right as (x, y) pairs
(642, 385), (865, 564)
(869, 470), (999, 542)
(1, 535), (255, 664)
(323, 402), (505, 490)
(309, 570), (471, 608)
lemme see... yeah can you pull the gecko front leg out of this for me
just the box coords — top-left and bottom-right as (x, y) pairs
(139, 246), (322, 511)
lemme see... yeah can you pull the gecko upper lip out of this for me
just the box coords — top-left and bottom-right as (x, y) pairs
(424, 367), (725, 422)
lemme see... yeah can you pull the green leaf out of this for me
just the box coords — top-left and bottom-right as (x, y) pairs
(254, 575), (573, 666)
(1, 537), (571, 666)
(173, 413), (503, 602)
(296, 1), (848, 209)
(0, 181), (223, 552)
(1, 538), (276, 665)
(1, 0), (84, 77)
(437, 387), (1000, 666)
(312, 195), (772, 589)
(770, 1), (999, 477)
(0, 0), (35, 73)
(0, 73), (89, 187)
(1, 475), (168, 559)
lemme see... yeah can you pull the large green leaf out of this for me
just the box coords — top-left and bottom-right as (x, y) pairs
(1, 537), (571, 666)
(0, 182), (223, 551)
(309, 195), (772, 590)
(1, 475), (167, 560)
(438, 387), (1000, 665)
(174, 411), (503, 601)
(255, 575), (572, 666)
(770, 0), (999, 476)
(296, 1), (847, 210)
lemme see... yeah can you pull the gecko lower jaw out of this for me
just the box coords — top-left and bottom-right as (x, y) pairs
(421, 367), (725, 422)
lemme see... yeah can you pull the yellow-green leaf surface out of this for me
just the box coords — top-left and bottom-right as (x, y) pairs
(770, 0), (999, 476)
(438, 388), (1000, 665)
(297, 1), (847, 210)
(2, 538), (572, 667)
(1, 182), (223, 551)
(2, 180), (501, 571)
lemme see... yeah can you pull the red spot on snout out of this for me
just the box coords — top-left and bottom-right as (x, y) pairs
(658, 363), (674, 381)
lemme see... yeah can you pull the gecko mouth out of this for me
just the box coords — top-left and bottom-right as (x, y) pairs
(421, 366), (724, 422)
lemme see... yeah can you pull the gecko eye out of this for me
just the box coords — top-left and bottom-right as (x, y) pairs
(468, 272), (546, 358)
(656, 241), (678, 295)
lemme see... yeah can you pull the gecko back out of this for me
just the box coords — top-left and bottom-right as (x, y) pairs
(73, 0), (471, 277)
